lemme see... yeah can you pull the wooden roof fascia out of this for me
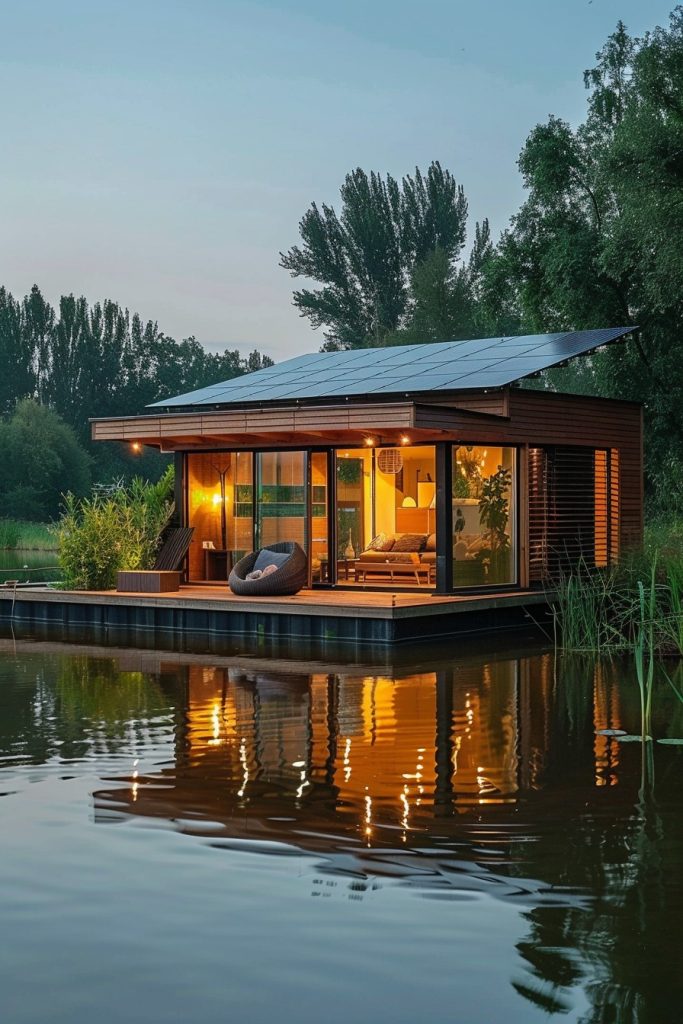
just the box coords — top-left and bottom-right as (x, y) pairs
(91, 401), (418, 444)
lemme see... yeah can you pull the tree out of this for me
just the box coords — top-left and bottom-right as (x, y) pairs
(280, 161), (470, 348)
(0, 400), (91, 520)
(482, 10), (683, 509)
(0, 288), (34, 415)
(0, 284), (274, 487)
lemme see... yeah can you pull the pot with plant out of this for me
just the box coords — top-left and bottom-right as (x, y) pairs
(477, 466), (512, 583)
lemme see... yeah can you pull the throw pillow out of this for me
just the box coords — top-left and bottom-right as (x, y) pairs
(425, 532), (437, 551)
(261, 563), (278, 577)
(392, 533), (426, 552)
(366, 533), (395, 552)
(254, 548), (290, 572)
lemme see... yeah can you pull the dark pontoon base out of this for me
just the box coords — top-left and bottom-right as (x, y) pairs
(0, 588), (552, 651)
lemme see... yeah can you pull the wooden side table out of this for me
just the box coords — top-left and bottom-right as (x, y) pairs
(117, 570), (180, 593)
(339, 558), (357, 581)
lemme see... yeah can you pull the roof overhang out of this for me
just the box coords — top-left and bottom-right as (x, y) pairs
(91, 400), (506, 452)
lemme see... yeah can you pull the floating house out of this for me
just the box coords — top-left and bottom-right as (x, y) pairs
(92, 327), (642, 597)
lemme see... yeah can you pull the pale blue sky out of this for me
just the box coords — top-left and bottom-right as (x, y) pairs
(0, 0), (674, 360)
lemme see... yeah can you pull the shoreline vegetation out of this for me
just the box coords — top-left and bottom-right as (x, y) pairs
(553, 521), (683, 659)
(0, 520), (57, 551)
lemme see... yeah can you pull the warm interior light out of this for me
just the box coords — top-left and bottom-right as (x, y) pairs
(365, 436), (375, 447)
(401, 496), (417, 508)
(131, 442), (141, 453)
(212, 493), (222, 506)
(400, 435), (410, 445)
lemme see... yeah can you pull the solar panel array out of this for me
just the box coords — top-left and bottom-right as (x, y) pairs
(150, 328), (634, 409)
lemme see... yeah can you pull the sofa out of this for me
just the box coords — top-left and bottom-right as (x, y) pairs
(356, 531), (489, 585)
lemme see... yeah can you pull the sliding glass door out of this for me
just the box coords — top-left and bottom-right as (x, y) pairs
(186, 451), (253, 581)
(255, 451), (307, 551)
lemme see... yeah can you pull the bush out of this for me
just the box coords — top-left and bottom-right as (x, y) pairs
(56, 467), (174, 590)
(0, 400), (91, 521)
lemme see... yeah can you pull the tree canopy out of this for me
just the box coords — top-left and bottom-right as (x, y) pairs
(0, 284), (274, 497)
(490, 9), (683, 507)
(0, 400), (91, 521)
(280, 162), (476, 349)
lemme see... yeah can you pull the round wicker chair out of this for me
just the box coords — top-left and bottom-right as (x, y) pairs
(228, 541), (308, 596)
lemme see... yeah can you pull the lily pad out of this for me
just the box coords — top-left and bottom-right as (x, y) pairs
(615, 735), (652, 743)
(657, 738), (683, 746)
(595, 729), (627, 737)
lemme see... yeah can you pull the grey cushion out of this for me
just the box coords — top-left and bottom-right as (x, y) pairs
(254, 548), (290, 572)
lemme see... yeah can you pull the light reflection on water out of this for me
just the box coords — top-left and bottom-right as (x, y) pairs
(1, 637), (682, 1024)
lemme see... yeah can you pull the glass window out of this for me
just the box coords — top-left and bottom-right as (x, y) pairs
(335, 445), (436, 587)
(452, 446), (516, 587)
(186, 452), (253, 581)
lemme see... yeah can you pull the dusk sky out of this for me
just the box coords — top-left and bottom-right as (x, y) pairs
(1, 0), (674, 361)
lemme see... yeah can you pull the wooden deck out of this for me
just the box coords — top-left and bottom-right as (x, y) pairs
(0, 583), (552, 647)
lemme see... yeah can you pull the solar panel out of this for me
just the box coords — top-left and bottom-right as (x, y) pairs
(149, 328), (635, 409)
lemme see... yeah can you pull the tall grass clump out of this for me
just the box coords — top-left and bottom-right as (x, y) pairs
(0, 520), (58, 550)
(55, 466), (174, 590)
(553, 522), (683, 658)
(553, 563), (624, 653)
(0, 520), (20, 549)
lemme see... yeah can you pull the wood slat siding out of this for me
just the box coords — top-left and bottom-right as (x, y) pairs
(528, 447), (598, 582)
(503, 391), (642, 558)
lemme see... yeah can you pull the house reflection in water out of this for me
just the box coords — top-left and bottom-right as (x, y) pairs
(95, 650), (630, 853)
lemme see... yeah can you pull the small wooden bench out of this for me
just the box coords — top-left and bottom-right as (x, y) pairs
(117, 570), (181, 593)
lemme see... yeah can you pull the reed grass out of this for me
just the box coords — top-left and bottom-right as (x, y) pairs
(553, 522), (683, 658)
(555, 526), (683, 745)
(0, 520), (57, 550)
(634, 568), (657, 738)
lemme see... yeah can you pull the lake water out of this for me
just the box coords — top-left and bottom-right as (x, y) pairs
(0, 549), (60, 583)
(1, 634), (682, 1024)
